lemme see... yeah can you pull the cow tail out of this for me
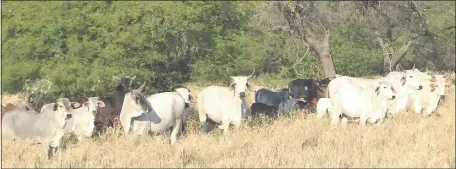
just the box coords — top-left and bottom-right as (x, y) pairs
(254, 90), (259, 103)
(197, 91), (206, 125)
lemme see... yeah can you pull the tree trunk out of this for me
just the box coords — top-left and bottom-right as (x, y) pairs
(390, 39), (414, 69)
(304, 30), (336, 78)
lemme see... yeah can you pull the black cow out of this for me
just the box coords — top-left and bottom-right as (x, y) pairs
(250, 103), (279, 118)
(288, 79), (318, 102)
(253, 88), (302, 115)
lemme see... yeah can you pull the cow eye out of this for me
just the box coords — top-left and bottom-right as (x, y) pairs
(409, 76), (413, 78)
(60, 105), (63, 108)
(383, 87), (386, 89)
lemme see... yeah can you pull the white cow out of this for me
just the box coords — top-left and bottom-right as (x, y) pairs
(408, 73), (449, 116)
(2, 98), (81, 159)
(119, 82), (153, 135)
(328, 77), (396, 126)
(316, 98), (332, 119)
(383, 69), (424, 117)
(129, 87), (193, 144)
(64, 97), (105, 141)
(197, 68), (254, 135)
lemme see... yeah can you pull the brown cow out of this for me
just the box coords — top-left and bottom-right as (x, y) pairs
(2, 103), (17, 118)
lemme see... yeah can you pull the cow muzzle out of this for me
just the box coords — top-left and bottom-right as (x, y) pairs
(65, 114), (72, 120)
(239, 92), (246, 98)
(440, 95), (445, 101)
(391, 95), (396, 100)
(418, 85), (423, 90)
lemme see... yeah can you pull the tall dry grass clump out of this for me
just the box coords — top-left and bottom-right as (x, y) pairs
(1, 83), (455, 168)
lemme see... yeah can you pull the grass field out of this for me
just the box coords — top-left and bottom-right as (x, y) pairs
(1, 77), (455, 168)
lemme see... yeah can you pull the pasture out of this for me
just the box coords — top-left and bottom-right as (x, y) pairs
(1, 77), (455, 168)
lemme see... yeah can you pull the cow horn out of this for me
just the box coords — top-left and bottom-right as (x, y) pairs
(247, 67), (255, 79)
(137, 82), (146, 93)
(226, 68), (232, 77)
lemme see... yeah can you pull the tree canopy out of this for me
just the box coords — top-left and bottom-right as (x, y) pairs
(2, 1), (455, 102)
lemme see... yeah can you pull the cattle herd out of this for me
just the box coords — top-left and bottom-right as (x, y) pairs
(1, 66), (455, 159)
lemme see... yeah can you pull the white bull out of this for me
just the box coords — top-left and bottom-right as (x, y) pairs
(129, 87), (193, 144)
(316, 98), (332, 119)
(408, 73), (449, 116)
(119, 82), (153, 135)
(197, 68), (254, 135)
(328, 77), (397, 126)
(64, 97), (105, 141)
(2, 98), (81, 159)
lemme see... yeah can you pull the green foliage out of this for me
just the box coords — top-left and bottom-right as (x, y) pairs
(1, 1), (454, 104)
(331, 21), (383, 77)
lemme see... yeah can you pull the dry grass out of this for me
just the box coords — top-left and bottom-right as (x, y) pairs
(2, 82), (455, 168)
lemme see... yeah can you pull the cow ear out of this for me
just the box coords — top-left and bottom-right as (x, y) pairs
(391, 87), (397, 94)
(53, 103), (58, 111)
(230, 83), (236, 90)
(71, 102), (82, 109)
(246, 83), (253, 91)
(83, 102), (90, 107)
(429, 82), (436, 89)
(98, 101), (105, 108)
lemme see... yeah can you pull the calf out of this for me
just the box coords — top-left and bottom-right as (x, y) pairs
(255, 88), (300, 114)
(250, 103), (279, 118)
(316, 98), (332, 119)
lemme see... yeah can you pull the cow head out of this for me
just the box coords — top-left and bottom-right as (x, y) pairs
(228, 67), (255, 98)
(175, 87), (195, 108)
(402, 69), (424, 90)
(375, 81), (396, 100)
(124, 82), (151, 114)
(83, 97), (105, 115)
(52, 98), (79, 120)
(427, 75), (448, 100)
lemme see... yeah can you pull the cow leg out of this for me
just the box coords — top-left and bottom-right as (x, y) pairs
(222, 117), (231, 136)
(340, 117), (348, 127)
(48, 128), (65, 159)
(170, 118), (183, 145)
(119, 114), (131, 135)
(316, 107), (326, 120)
(329, 108), (341, 125)
(423, 103), (437, 117)
(412, 98), (423, 114)
(359, 114), (368, 126)
(180, 119), (186, 137)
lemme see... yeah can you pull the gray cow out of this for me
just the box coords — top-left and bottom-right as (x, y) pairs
(2, 98), (81, 159)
